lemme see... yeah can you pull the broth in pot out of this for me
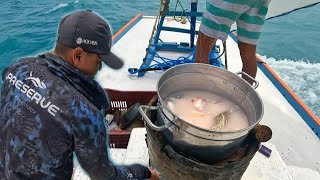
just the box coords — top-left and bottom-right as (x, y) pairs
(164, 90), (249, 132)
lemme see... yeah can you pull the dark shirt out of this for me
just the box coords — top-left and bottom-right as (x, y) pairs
(0, 54), (151, 180)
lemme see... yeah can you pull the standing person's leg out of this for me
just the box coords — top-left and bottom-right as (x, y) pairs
(238, 41), (257, 84)
(195, 32), (217, 64)
(236, 0), (271, 84)
(195, 0), (241, 64)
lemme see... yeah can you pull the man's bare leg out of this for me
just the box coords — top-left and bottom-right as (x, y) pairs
(238, 41), (257, 84)
(195, 31), (218, 64)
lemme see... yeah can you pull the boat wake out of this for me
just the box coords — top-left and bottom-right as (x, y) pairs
(46, 1), (80, 14)
(261, 55), (320, 118)
(46, 3), (68, 14)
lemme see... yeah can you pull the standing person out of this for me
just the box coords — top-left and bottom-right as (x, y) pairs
(0, 10), (159, 180)
(195, 0), (271, 84)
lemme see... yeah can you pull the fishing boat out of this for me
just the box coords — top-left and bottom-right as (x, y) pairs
(72, 0), (320, 179)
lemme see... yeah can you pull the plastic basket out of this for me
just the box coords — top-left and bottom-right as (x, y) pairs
(108, 131), (131, 148)
(106, 88), (156, 148)
(106, 88), (157, 111)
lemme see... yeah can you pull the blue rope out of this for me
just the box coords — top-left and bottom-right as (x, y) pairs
(128, 46), (223, 74)
(128, 47), (195, 74)
(148, 48), (194, 67)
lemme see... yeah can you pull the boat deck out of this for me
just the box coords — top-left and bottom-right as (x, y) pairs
(73, 128), (320, 179)
(94, 16), (320, 175)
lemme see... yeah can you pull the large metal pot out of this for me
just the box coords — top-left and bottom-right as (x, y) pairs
(139, 63), (263, 164)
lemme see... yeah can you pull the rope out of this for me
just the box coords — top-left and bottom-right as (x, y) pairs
(266, 2), (320, 21)
(143, 0), (164, 62)
(128, 47), (195, 74)
(174, 0), (197, 37)
(128, 46), (223, 74)
(173, 0), (187, 22)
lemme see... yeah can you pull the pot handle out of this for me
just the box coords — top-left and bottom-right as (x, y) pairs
(139, 105), (174, 131)
(235, 71), (259, 89)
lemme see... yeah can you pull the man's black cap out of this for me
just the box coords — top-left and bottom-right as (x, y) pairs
(57, 10), (124, 69)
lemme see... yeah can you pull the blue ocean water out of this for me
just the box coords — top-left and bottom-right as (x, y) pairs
(0, 0), (319, 117)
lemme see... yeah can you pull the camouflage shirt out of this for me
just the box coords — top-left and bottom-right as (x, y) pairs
(0, 53), (150, 180)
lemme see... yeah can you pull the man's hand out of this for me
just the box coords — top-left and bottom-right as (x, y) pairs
(148, 167), (160, 180)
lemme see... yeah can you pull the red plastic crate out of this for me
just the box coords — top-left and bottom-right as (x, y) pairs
(108, 131), (131, 148)
(105, 88), (157, 148)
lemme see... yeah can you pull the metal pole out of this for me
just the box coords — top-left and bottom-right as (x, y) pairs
(190, 0), (198, 47)
(223, 41), (228, 70)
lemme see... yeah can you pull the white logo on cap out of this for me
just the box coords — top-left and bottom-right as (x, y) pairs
(76, 37), (83, 44)
(76, 37), (98, 46)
